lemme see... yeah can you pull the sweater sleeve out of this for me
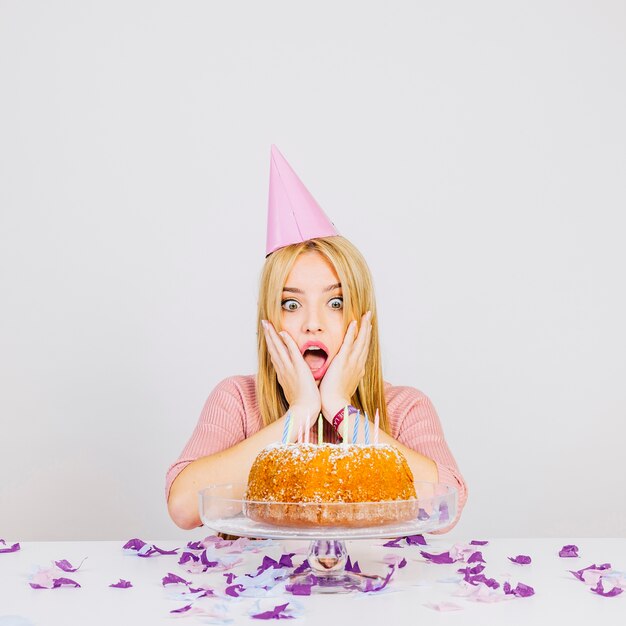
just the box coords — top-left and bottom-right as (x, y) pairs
(165, 377), (247, 501)
(396, 393), (468, 534)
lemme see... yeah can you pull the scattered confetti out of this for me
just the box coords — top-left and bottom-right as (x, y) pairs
(559, 545), (579, 558)
(420, 550), (458, 564)
(503, 581), (535, 598)
(122, 538), (178, 557)
(0, 540), (21, 554)
(591, 577), (623, 598)
(109, 579), (132, 588)
(508, 555), (532, 565)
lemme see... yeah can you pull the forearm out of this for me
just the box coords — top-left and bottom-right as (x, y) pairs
(168, 413), (289, 530)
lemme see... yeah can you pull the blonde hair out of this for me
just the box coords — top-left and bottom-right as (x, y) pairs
(256, 236), (389, 433)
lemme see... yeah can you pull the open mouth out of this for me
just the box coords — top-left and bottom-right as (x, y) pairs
(302, 346), (328, 371)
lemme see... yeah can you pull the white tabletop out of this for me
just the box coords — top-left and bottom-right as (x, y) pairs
(1, 537), (624, 625)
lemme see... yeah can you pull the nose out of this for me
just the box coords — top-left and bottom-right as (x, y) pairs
(302, 307), (324, 333)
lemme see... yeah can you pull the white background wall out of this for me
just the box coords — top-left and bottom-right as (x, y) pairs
(1, 1), (624, 541)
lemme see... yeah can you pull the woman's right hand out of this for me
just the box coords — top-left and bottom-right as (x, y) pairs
(261, 320), (321, 422)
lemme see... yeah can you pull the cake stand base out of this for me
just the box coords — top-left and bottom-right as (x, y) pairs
(288, 539), (385, 594)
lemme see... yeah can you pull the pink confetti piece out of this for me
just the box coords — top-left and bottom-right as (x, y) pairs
(591, 577), (623, 597)
(424, 601), (463, 611)
(420, 550), (457, 564)
(109, 579), (132, 588)
(54, 558), (87, 572)
(559, 544), (579, 558)
(0, 539), (21, 554)
(508, 555), (532, 565)
(503, 581), (535, 597)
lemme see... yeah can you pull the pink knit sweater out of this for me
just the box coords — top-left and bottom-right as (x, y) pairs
(166, 375), (468, 533)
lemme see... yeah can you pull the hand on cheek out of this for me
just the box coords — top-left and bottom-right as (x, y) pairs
(261, 320), (321, 419)
(319, 311), (372, 421)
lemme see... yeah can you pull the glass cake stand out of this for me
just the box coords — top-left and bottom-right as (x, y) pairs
(198, 482), (457, 594)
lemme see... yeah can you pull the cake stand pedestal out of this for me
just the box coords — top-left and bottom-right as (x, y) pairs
(198, 482), (457, 594)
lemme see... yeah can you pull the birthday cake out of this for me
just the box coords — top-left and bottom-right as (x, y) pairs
(244, 443), (418, 527)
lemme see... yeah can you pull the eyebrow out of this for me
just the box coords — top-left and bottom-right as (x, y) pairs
(282, 282), (342, 295)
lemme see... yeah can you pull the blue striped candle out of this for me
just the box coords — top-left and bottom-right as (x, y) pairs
(353, 410), (359, 443)
(282, 413), (291, 444)
(364, 412), (370, 444)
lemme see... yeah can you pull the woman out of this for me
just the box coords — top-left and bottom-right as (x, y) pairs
(166, 147), (467, 533)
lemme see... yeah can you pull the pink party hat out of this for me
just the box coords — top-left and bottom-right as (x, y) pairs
(266, 145), (339, 255)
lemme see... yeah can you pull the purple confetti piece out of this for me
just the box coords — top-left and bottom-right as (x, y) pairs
(170, 604), (193, 614)
(223, 572), (237, 584)
(503, 581), (535, 597)
(292, 559), (310, 575)
(559, 544), (579, 558)
(122, 538), (145, 550)
(200, 550), (219, 568)
(345, 556), (361, 573)
(418, 508), (429, 521)
(52, 577), (81, 588)
(187, 541), (204, 551)
(278, 553), (296, 568)
(591, 578), (623, 597)
(145, 544), (178, 556)
(54, 558), (87, 572)
(162, 572), (191, 587)
(470, 540), (489, 546)
(467, 551), (485, 564)
(122, 538), (178, 557)
(569, 563), (611, 582)
(383, 537), (404, 548)
(468, 574), (500, 589)
(398, 558), (407, 569)
(458, 564), (485, 578)
(0, 540), (21, 554)
(405, 534), (427, 546)
(420, 550), (457, 564)
(178, 551), (199, 565)
(225, 584), (245, 597)
(508, 555), (532, 565)
(109, 579), (132, 588)
(251, 602), (293, 620)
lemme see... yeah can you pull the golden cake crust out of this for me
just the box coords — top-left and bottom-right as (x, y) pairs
(244, 443), (418, 527)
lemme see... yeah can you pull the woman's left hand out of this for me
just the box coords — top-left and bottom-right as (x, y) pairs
(319, 311), (372, 421)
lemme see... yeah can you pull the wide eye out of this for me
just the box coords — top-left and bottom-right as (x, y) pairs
(328, 297), (343, 310)
(281, 299), (300, 312)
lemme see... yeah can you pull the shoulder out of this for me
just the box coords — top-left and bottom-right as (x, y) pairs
(214, 375), (257, 399)
(384, 380), (431, 413)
